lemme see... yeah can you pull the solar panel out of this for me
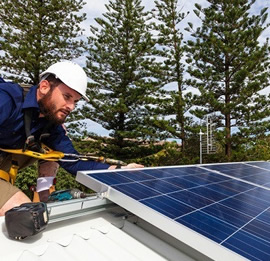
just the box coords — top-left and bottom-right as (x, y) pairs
(76, 163), (270, 261)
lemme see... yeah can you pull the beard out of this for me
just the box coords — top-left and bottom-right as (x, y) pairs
(38, 91), (69, 125)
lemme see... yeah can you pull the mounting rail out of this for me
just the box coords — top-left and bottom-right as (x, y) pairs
(47, 194), (115, 224)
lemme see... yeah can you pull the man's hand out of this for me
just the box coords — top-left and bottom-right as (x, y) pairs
(38, 190), (50, 202)
(109, 163), (144, 170)
(122, 163), (144, 169)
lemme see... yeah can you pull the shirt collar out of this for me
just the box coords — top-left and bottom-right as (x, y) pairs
(22, 85), (39, 110)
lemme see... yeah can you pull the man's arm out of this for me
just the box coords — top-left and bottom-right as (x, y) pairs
(45, 125), (143, 175)
(44, 125), (110, 175)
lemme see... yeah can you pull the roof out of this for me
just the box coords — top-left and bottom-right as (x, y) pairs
(1, 197), (197, 261)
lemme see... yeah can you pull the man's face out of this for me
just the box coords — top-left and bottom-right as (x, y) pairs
(38, 84), (81, 125)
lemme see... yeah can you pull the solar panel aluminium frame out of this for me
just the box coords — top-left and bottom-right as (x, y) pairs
(76, 165), (248, 261)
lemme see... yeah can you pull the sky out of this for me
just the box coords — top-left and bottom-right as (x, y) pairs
(75, 0), (270, 137)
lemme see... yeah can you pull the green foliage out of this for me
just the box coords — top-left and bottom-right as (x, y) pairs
(55, 167), (93, 193)
(75, 0), (163, 149)
(0, 0), (86, 84)
(73, 137), (163, 162)
(151, 0), (195, 152)
(186, 0), (270, 159)
(72, 137), (105, 155)
(135, 141), (198, 167)
(15, 164), (38, 199)
(245, 137), (270, 161)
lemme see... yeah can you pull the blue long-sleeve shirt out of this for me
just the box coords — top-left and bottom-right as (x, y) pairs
(0, 78), (109, 175)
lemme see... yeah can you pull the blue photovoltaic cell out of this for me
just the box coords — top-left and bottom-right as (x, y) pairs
(243, 218), (270, 242)
(243, 172), (270, 188)
(80, 163), (270, 260)
(141, 179), (183, 194)
(220, 179), (254, 192)
(91, 172), (132, 185)
(136, 168), (175, 178)
(201, 203), (252, 227)
(111, 182), (160, 200)
(222, 228), (270, 261)
(176, 210), (237, 243)
(169, 190), (214, 209)
(141, 195), (195, 219)
(189, 186), (229, 201)
(163, 176), (199, 189)
(247, 161), (270, 168)
(257, 208), (270, 224)
(113, 170), (155, 181)
(221, 198), (266, 218)
(203, 162), (270, 188)
(204, 182), (243, 197)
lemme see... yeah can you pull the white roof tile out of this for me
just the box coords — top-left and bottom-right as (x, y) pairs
(1, 202), (194, 261)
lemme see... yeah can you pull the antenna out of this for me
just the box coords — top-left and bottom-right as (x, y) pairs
(200, 113), (217, 164)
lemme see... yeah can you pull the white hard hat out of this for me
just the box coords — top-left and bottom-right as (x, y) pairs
(40, 61), (89, 101)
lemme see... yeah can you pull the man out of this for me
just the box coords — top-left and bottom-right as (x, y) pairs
(0, 61), (143, 216)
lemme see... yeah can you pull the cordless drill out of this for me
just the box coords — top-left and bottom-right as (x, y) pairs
(48, 188), (92, 202)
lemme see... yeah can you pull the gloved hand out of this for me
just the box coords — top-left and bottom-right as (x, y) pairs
(122, 163), (144, 169)
(35, 177), (56, 202)
(31, 179), (56, 203)
(38, 189), (51, 203)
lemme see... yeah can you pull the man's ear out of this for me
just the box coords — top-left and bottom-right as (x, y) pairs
(37, 80), (51, 98)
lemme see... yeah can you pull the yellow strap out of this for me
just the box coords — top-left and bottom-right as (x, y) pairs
(0, 169), (10, 182)
(0, 148), (65, 161)
(9, 164), (19, 185)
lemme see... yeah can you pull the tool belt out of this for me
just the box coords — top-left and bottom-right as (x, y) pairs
(0, 151), (19, 185)
(0, 145), (64, 184)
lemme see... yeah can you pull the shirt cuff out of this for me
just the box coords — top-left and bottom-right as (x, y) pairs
(36, 177), (55, 192)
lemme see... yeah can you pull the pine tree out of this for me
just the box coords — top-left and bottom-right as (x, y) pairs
(185, 0), (270, 159)
(152, 0), (192, 152)
(0, 0), (86, 84)
(83, 0), (162, 149)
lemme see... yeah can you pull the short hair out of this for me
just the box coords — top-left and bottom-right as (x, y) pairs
(39, 74), (62, 89)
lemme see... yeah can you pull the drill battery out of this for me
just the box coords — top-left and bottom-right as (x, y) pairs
(5, 202), (49, 240)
